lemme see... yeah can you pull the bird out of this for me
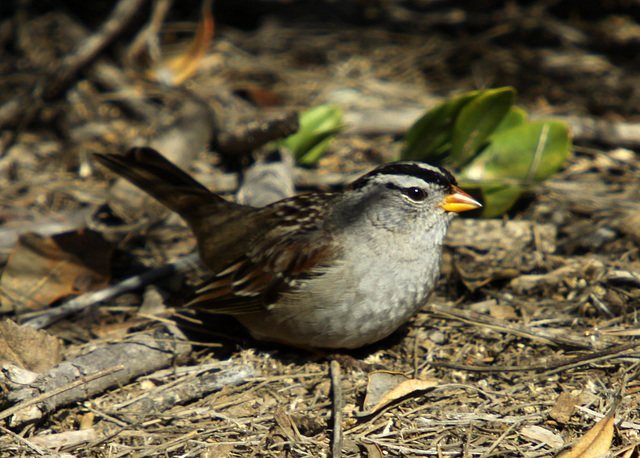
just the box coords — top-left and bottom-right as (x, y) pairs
(94, 147), (481, 349)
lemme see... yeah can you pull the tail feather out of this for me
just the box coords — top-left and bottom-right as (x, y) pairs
(95, 147), (220, 213)
(94, 147), (259, 272)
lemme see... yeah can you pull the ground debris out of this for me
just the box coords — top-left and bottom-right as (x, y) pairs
(1, 1), (640, 456)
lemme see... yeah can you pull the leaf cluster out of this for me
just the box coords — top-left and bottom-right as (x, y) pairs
(402, 87), (572, 217)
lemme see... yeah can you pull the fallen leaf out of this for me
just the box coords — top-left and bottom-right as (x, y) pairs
(521, 425), (564, 449)
(361, 371), (439, 415)
(619, 444), (639, 458)
(149, 0), (215, 86)
(556, 411), (614, 457)
(0, 229), (112, 314)
(233, 85), (281, 107)
(0, 319), (60, 372)
(489, 303), (519, 320)
(550, 392), (582, 424)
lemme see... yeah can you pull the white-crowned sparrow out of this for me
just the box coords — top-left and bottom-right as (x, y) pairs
(95, 147), (481, 349)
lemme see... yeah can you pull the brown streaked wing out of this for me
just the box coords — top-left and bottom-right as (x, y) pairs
(185, 193), (339, 315)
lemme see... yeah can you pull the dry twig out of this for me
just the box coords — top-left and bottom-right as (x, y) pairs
(20, 254), (198, 330)
(330, 360), (343, 458)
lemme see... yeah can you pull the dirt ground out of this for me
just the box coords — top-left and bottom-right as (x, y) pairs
(1, 1), (640, 457)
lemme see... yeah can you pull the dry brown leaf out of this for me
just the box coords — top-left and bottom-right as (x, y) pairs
(362, 371), (439, 415)
(149, 0), (215, 85)
(233, 85), (281, 107)
(0, 229), (112, 314)
(556, 412), (614, 457)
(0, 319), (60, 372)
(550, 392), (582, 424)
(489, 303), (519, 320)
(619, 444), (639, 458)
(363, 371), (408, 411)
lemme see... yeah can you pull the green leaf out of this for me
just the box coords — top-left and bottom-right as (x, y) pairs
(449, 87), (516, 168)
(462, 120), (571, 183)
(460, 182), (523, 218)
(490, 106), (528, 137)
(399, 87), (571, 218)
(297, 132), (337, 165)
(282, 105), (344, 165)
(459, 120), (571, 217)
(482, 184), (522, 218)
(402, 91), (480, 162)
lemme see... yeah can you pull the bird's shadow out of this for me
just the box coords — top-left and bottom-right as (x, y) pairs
(174, 310), (411, 367)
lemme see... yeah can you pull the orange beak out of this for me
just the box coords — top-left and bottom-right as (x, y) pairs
(440, 185), (482, 213)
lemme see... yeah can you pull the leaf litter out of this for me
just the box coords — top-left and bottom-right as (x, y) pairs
(0, 1), (640, 456)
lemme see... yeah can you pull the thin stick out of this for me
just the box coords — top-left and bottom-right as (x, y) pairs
(330, 360), (343, 458)
(427, 302), (593, 348)
(46, 0), (147, 99)
(20, 254), (198, 329)
(126, 0), (173, 65)
(433, 342), (638, 373)
(0, 425), (46, 455)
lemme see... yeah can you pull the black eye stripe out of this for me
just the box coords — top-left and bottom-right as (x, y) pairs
(385, 183), (428, 201)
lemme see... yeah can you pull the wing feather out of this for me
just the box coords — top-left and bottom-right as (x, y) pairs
(185, 193), (339, 315)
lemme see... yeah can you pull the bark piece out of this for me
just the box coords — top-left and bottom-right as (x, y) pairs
(30, 429), (96, 449)
(113, 364), (255, 421)
(446, 219), (557, 253)
(1, 325), (191, 426)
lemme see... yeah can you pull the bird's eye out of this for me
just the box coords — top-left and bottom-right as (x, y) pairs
(404, 187), (427, 201)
